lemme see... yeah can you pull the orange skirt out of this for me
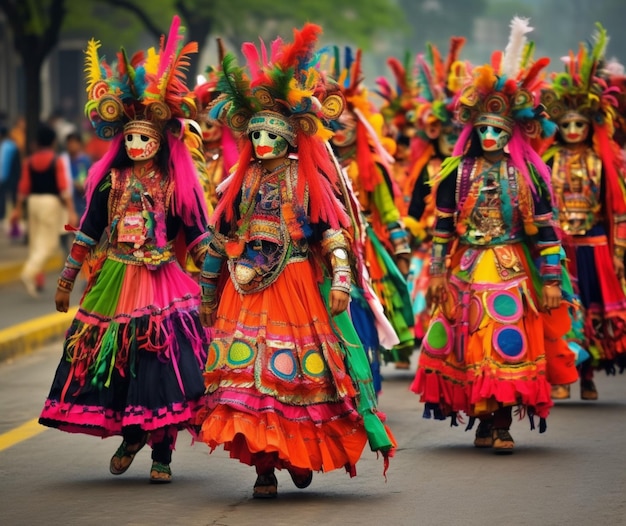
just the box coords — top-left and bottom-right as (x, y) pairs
(411, 243), (575, 420)
(196, 259), (369, 474)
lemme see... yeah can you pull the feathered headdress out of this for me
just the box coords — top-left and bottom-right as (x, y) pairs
(457, 17), (554, 139)
(84, 15), (197, 139)
(210, 24), (344, 143)
(210, 24), (350, 232)
(438, 17), (555, 199)
(412, 37), (469, 141)
(319, 46), (396, 191)
(81, 16), (208, 232)
(540, 22), (620, 131)
(541, 23), (626, 216)
(374, 52), (420, 132)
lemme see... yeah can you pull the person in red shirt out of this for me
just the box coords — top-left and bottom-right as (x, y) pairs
(10, 123), (78, 296)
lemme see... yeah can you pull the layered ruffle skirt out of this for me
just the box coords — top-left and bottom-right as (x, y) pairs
(196, 259), (394, 475)
(411, 243), (576, 424)
(39, 258), (208, 437)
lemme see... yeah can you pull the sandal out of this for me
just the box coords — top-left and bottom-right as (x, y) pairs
(287, 466), (313, 489)
(492, 428), (515, 454)
(149, 461), (172, 484)
(253, 472), (278, 499)
(473, 420), (493, 448)
(551, 384), (571, 400)
(580, 379), (598, 401)
(109, 436), (148, 475)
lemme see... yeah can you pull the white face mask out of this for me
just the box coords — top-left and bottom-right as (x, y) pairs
(331, 111), (358, 147)
(125, 133), (160, 161)
(559, 118), (590, 144)
(250, 129), (289, 160)
(438, 125), (459, 157)
(476, 125), (511, 152)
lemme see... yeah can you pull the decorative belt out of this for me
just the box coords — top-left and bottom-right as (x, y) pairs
(570, 235), (608, 247)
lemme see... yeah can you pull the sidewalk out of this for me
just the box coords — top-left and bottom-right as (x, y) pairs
(0, 230), (75, 363)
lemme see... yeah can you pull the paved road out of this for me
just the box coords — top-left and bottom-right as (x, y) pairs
(1, 344), (626, 526)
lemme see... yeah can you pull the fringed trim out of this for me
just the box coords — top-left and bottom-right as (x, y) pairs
(60, 308), (208, 403)
(40, 398), (205, 438)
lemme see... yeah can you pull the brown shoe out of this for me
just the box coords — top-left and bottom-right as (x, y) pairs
(253, 472), (278, 499)
(581, 379), (598, 400)
(473, 420), (494, 448)
(551, 384), (571, 400)
(492, 428), (515, 454)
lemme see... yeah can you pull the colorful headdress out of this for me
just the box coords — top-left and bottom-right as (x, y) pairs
(457, 17), (554, 140)
(374, 52), (420, 133)
(210, 24), (350, 231)
(412, 37), (469, 140)
(540, 23), (620, 132)
(81, 16), (208, 231)
(194, 38), (226, 119)
(541, 24), (626, 217)
(210, 24), (344, 143)
(320, 46), (396, 191)
(438, 17), (556, 199)
(84, 15), (197, 139)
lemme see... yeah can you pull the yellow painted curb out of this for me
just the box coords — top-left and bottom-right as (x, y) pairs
(0, 307), (78, 363)
(0, 252), (64, 286)
(0, 418), (46, 453)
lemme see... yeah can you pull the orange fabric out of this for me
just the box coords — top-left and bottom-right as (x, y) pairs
(197, 260), (370, 472)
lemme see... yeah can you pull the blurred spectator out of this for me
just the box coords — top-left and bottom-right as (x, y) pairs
(0, 124), (22, 236)
(10, 123), (78, 297)
(65, 132), (92, 220)
(84, 129), (110, 162)
(9, 116), (26, 156)
(48, 108), (78, 148)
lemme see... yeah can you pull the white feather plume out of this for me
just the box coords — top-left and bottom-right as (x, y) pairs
(502, 16), (533, 78)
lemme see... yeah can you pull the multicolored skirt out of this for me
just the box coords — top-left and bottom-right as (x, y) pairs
(196, 259), (393, 475)
(406, 244), (431, 342)
(411, 243), (575, 422)
(568, 226), (626, 372)
(39, 258), (208, 437)
(365, 227), (415, 363)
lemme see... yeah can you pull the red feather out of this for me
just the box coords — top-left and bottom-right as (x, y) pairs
(445, 37), (466, 75)
(387, 57), (408, 93)
(521, 57), (550, 89)
(276, 23), (322, 71)
(491, 50), (503, 74)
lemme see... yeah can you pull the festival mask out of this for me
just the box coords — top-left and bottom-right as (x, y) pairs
(250, 129), (289, 160)
(123, 121), (161, 161)
(438, 125), (460, 157)
(477, 125), (511, 152)
(201, 119), (223, 144)
(331, 110), (358, 147)
(558, 113), (590, 144)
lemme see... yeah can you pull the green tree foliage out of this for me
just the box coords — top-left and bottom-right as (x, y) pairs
(0, 0), (67, 151)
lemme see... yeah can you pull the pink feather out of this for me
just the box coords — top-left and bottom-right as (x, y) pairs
(158, 15), (183, 80)
(242, 42), (262, 83)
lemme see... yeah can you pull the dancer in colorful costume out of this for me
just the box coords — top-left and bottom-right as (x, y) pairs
(541, 23), (626, 400)
(379, 39), (469, 344)
(324, 47), (415, 370)
(196, 24), (395, 499)
(39, 16), (210, 483)
(411, 17), (577, 453)
(193, 39), (239, 210)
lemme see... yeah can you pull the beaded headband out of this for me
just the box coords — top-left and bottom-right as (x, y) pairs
(247, 111), (296, 146)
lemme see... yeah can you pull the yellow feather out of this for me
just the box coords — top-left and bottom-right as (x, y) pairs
(473, 64), (497, 92)
(144, 47), (159, 76)
(84, 39), (102, 94)
(287, 79), (313, 105)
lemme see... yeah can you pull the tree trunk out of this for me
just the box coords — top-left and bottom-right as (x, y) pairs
(22, 54), (44, 155)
